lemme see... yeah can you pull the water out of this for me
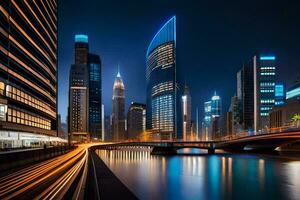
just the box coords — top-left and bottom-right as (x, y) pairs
(96, 148), (300, 200)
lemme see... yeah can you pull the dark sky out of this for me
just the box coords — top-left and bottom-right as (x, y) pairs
(58, 0), (300, 123)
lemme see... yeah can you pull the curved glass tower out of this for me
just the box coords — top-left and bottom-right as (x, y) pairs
(146, 16), (181, 140)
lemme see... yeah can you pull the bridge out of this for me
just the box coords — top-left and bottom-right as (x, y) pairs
(94, 130), (300, 154)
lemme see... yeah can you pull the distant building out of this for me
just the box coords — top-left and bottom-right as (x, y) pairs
(202, 92), (222, 140)
(112, 70), (126, 141)
(237, 64), (254, 131)
(224, 111), (233, 137)
(88, 53), (102, 141)
(253, 55), (276, 131)
(127, 103), (146, 139)
(146, 16), (182, 140)
(182, 85), (191, 141)
(104, 115), (112, 141)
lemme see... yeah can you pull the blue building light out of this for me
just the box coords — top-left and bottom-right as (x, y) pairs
(75, 34), (88, 43)
(275, 84), (284, 97)
(260, 56), (275, 60)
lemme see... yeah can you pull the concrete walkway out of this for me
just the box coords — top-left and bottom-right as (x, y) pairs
(86, 150), (138, 200)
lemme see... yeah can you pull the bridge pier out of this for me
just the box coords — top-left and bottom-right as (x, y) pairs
(151, 147), (177, 155)
(208, 148), (215, 154)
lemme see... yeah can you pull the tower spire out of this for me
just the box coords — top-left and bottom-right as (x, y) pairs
(117, 64), (121, 78)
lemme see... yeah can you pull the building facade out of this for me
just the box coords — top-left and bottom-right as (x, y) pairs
(275, 83), (285, 106)
(127, 102), (146, 139)
(146, 16), (182, 140)
(88, 53), (102, 140)
(182, 85), (191, 141)
(112, 71), (126, 141)
(69, 63), (89, 143)
(237, 64), (254, 132)
(0, 0), (61, 148)
(253, 55), (276, 131)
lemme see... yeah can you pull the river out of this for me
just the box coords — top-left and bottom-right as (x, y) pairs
(95, 148), (300, 200)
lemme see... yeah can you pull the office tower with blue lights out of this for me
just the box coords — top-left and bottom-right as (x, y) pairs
(146, 16), (182, 140)
(202, 92), (222, 140)
(0, 0), (58, 148)
(112, 70), (126, 141)
(88, 53), (102, 141)
(253, 55), (276, 131)
(182, 85), (191, 141)
(202, 101), (212, 140)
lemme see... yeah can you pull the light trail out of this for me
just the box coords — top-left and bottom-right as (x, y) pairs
(0, 143), (98, 200)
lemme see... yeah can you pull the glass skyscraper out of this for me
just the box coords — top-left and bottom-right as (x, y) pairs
(146, 16), (182, 140)
(0, 0), (59, 148)
(88, 53), (102, 140)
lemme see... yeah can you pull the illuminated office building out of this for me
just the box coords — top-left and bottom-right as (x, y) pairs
(146, 16), (182, 140)
(69, 35), (89, 143)
(202, 92), (222, 140)
(182, 85), (191, 141)
(0, 0), (61, 148)
(112, 70), (126, 141)
(88, 53), (102, 141)
(253, 55), (276, 131)
(127, 102), (146, 139)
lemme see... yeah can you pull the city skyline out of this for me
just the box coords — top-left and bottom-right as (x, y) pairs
(58, 0), (300, 123)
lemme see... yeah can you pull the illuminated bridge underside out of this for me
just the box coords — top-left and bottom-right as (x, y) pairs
(96, 131), (300, 154)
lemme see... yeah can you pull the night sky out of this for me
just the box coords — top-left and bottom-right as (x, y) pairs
(58, 0), (300, 123)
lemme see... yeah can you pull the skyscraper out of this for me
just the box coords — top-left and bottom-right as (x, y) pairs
(253, 55), (276, 131)
(88, 53), (102, 140)
(202, 92), (222, 140)
(182, 85), (191, 141)
(69, 62), (89, 143)
(237, 64), (254, 131)
(146, 16), (182, 140)
(69, 34), (102, 143)
(0, 0), (58, 148)
(127, 102), (146, 139)
(112, 70), (126, 141)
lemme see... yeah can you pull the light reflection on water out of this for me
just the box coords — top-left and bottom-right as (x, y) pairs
(96, 148), (300, 200)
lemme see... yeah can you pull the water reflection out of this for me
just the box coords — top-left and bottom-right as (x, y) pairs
(96, 148), (300, 200)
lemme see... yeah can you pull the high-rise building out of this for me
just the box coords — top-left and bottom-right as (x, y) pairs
(88, 53), (102, 140)
(202, 101), (212, 141)
(112, 70), (126, 141)
(127, 102), (146, 139)
(182, 85), (191, 141)
(253, 55), (276, 131)
(0, 0), (59, 148)
(69, 63), (89, 143)
(202, 92), (222, 140)
(146, 16), (182, 140)
(237, 64), (254, 131)
(69, 34), (102, 143)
